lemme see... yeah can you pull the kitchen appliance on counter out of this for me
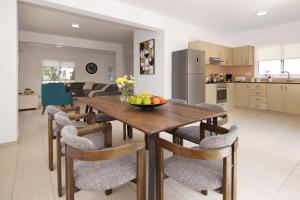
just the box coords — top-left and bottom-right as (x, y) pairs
(235, 76), (246, 82)
(225, 74), (232, 82)
(216, 83), (227, 103)
(172, 49), (205, 105)
(209, 57), (222, 65)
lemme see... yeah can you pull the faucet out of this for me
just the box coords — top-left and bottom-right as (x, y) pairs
(282, 70), (292, 83)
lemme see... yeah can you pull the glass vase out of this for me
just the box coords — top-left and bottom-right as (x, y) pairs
(120, 87), (129, 102)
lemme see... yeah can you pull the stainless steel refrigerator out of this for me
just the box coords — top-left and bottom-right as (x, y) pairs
(172, 49), (206, 105)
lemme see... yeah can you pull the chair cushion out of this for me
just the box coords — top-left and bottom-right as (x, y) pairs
(72, 121), (89, 128)
(196, 103), (225, 111)
(96, 113), (115, 122)
(74, 154), (136, 191)
(164, 155), (223, 190)
(168, 99), (187, 104)
(173, 126), (202, 144)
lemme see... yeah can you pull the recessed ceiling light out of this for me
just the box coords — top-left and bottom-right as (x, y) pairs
(56, 45), (62, 48)
(71, 23), (80, 28)
(256, 11), (268, 16)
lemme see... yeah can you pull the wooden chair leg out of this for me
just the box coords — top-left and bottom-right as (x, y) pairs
(48, 115), (54, 171)
(137, 149), (146, 200)
(123, 123), (127, 140)
(172, 136), (181, 145)
(156, 145), (164, 200)
(66, 153), (74, 200)
(42, 106), (46, 115)
(223, 156), (232, 200)
(144, 135), (148, 150)
(232, 141), (238, 200)
(56, 131), (63, 197)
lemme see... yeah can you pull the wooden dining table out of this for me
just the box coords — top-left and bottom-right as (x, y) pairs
(77, 96), (226, 200)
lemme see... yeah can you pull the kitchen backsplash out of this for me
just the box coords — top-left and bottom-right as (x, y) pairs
(205, 64), (254, 81)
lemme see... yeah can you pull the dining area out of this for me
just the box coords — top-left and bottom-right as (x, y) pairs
(46, 95), (238, 200)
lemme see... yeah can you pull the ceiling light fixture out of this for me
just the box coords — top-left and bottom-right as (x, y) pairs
(256, 10), (268, 16)
(71, 23), (80, 28)
(56, 45), (62, 48)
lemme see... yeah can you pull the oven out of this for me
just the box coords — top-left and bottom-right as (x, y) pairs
(216, 83), (227, 103)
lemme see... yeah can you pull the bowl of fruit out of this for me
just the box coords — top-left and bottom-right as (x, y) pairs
(128, 92), (167, 109)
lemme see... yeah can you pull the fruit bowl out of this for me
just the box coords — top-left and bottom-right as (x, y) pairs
(128, 102), (166, 109)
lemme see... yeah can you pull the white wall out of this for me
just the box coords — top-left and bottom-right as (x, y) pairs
(21, 0), (233, 98)
(0, 0), (18, 144)
(19, 43), (116, 95)
(134, 29), (165, 95)
(19, 31), (126, 77)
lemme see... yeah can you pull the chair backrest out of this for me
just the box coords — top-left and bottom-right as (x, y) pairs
(62, 125), (99, 150)
(196, 103), (225, 111)
(47, 105), (63, 115)
(54, 112), (72, 127)
(199, 125), (238, 149)
(41, 83), (73, 106)
(168, 99), (187, 104)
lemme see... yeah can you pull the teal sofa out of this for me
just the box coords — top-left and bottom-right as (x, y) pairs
(41, 83), (73, 114)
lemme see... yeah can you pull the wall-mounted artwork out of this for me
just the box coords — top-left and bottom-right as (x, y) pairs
(140, 39), (155, 75)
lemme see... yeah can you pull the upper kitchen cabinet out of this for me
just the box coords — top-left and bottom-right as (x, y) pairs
(233, 46), (254, 66)
(189, 41), (233, 66)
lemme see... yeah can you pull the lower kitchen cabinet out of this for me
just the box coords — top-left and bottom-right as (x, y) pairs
(268, 84), (300, 114)
(226, 83), (235, 109)
(235, 83), (250, 107)
(205, 84), (216, 104)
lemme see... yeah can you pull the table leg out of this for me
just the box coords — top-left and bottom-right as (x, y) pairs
(127, 125), (133, 139)
(147, 134), (158, 200)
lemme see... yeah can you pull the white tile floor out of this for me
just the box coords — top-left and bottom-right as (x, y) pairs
(1, 106), (300, 200)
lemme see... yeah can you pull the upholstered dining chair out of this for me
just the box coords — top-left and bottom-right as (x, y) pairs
(54, 111), (112, 197)
(156, 123), (238, 200)
(62, 125), (146, 200)
(171, 103), (228, 145)
(47, 105), (80, 171)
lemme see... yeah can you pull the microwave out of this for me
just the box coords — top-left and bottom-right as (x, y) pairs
(209, 57), (223, 65)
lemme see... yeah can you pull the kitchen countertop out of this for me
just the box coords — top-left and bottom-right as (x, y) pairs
(206, 81), (300, 84)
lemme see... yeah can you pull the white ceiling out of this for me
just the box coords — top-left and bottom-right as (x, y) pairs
(117, 0), (300, 33)
(18, 3), (136, 44)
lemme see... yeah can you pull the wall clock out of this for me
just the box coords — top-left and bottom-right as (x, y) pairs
(86, 63), (98, 74)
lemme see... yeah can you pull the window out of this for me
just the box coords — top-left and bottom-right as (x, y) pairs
(258, 60), (282, 75)
(284, 59), (300, 75)
(42, 60), (75, 82)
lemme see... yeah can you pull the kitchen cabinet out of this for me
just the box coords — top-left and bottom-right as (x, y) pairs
(268, 84), (300, 114)
(233, 46), (254, 66)
(205, 84), (216, 104)
(235, 83), (250, 107)
(189, 41), (233, 66)
(226, 83), (235, 109)
(249, 84), (267, 110)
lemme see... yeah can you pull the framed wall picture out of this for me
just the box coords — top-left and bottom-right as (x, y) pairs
(140, 39), (155, 75)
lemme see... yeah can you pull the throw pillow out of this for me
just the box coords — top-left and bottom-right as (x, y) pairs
(83, 81), (94, 90)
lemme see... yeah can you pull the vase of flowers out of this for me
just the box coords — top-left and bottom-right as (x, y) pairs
(116, 75), (136, 102)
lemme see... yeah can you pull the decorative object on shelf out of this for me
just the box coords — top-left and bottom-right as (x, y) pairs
(128, 92), (167, 109)
(86, 62), (98, 74)
(140, 39), (155, 75)
(24, 88), (34, 95)
(116, 75), (136, 102)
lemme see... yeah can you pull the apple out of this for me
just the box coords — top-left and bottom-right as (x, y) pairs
(128, 96), (136, 104)
(159, 97), (166, 104)
(142, 98), (152, 105)
(151, 96), (160, 104)
(134, 97), (143, 105)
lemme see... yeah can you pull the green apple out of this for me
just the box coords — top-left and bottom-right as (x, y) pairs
(128, 96), (136, 104)
(134, 97), (143, 105)
(142, 98), (151, 105)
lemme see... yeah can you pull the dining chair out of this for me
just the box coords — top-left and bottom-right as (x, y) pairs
(156, 123), (238, 200)
(62, 125), (146, 200)
(47, 105), (80, 171)
(54, 111), (112, 197)
(171, 103), (228, 145)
